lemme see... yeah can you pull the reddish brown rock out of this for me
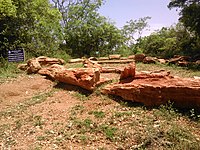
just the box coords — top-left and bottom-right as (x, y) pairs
(120, 62), (136, 82)
(17, 64), (28, 71)
(121, 57), (128, 60)
(177, 61), (191, 67)
(143, 57), (157, 64)
(83, 59), (102, 71)
(69, 58), (83, 63)
(102, 77), (200, 108)
(26, 58), (42, 74)
(134, 70), (171, 79)
(38, 64), (65, 79)
(109, 54), (121, 60)
(37, 56), (65, 66)
(128, 55), (135, 59)
(101, 67), (122, 73)
(135, 53), (146, 62)
(54, 68), (100, 91)
(168, 55), (191, 65)
(20, 56), (65, 74)
(157, 59), (167, 64)
(195, 60), (200, 65)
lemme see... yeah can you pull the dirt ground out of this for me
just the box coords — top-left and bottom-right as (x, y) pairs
(1, 64), (200, 150)
(0, 73), (126, 149)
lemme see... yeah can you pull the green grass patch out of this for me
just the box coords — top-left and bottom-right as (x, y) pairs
(99, 124), (117, 141)
(136, 62), (200, 78)
(89, 111), (105, 118)
(73, 92), (89, 101)
(0, 59), (23, 83)
(65, 63), (83, 68)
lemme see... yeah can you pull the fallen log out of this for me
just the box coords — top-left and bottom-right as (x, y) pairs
(102, 74), (200, 108)
(54, 68), (100, 91)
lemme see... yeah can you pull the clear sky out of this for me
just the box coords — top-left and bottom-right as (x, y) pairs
(98, 0), (180, 35)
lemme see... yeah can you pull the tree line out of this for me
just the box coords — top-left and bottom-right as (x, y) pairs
(0, 0), (199, 61)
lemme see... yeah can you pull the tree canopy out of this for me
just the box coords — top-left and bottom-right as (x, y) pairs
(52, 0), (124, 57)
(0, 0), (62, 57)
(168, 0), (200, 37)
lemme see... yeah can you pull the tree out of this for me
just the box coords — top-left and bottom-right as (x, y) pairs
(0, 0), (16, 19)
(52, 0), (124, 57)
(138, 27), (178, 58)
(121, 17), (151, 46)
(168, 0), (200, 37)
(138, 23), (200, 58)
(0, 0), (62, 57)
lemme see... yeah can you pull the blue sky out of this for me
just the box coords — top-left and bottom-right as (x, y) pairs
(98, 0), (180, 35)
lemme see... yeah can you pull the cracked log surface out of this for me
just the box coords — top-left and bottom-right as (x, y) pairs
(102, 76), (200, 108)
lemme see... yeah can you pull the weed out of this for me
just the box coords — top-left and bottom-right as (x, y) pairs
(30, 145), (42, 150)
(14, 120), (23, 130)
(188, 109), (200, 121)
(73, 92), (89, 101)
(154, 102), (179, 121)
(0, 58), (23, 83)
(72, 105), (84, 111)
(73, 118), (93, 132)
(37, 136), (46, 141)
(114, 111), (132, 118)
(70, 105), (84, 116)
(166, 124), (200, 149)
(34, 115), (44, 128)
(26, 90), (54, 106)
(99, 124), (117, 141)
(89, 111), (105, 118)
(79, 134), (88, 144)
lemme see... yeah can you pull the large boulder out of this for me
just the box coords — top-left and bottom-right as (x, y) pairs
(54, 68), (100, 91)
(102, 74), (200, 108)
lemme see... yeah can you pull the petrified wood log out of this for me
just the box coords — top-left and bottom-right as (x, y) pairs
(38, 64), (65, 79)
(109, 54), (121, 60)
(19, 56), (65, 73)
(37, 56), (65, 66)
(120, 62), (136, 82)
(102, 74), (200, 108)
(54, 68), (100, 91)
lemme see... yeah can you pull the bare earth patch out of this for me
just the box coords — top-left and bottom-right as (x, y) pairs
(0, 75), (54, 110)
